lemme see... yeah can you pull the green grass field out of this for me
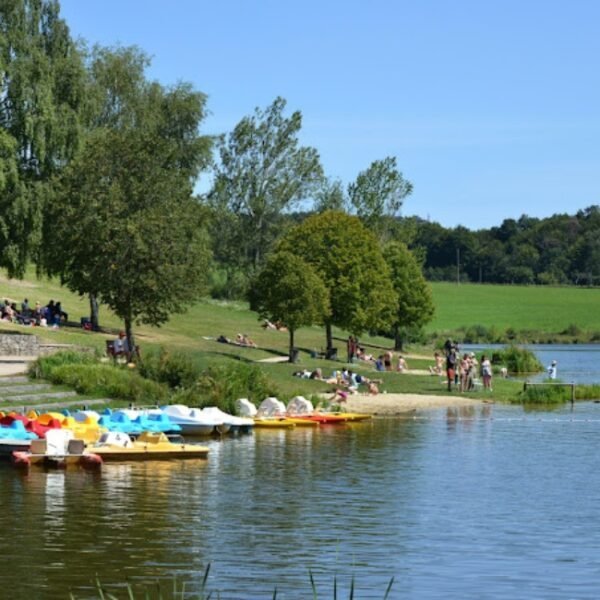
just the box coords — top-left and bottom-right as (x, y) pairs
(1, 272), (598, 403)
(429, 283), (600, 333)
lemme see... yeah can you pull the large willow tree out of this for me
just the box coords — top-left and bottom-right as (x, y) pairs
(0, 0), (85, 275)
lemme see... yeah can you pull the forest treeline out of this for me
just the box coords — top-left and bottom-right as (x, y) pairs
(403, 208), (600, 286)
(216, 206), (600, 295)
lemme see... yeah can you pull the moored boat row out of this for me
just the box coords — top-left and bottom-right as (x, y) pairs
(0, 395), (371, 468)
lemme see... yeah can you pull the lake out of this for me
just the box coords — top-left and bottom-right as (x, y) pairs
(3, 396), (600, 599)
(464, 342), (600, 384)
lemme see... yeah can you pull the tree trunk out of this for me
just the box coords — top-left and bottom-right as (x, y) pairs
(89, 294), (99, 331)
(124, 315), (135, 362)
(393, 324), (403, 351)
(289, 328), (296, 362)
(325, 322), (333, 351)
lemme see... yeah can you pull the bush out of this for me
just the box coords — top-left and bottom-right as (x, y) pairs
(561, 323), (582, 336)
(171, 362), (279, 414)
(30, 350), (97, 379)
(514, 384), (569, 404)
(138, 347), (201, 389)
(31, 350), (169, 404)
(492, 345), (543, 374)
(47, 363), (169, 404)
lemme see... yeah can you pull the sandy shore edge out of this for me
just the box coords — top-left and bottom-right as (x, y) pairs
(341, 392), (484, 415)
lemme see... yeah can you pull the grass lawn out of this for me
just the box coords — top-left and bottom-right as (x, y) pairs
(0, 271), (591, 404)
(430, 282), (600, 333)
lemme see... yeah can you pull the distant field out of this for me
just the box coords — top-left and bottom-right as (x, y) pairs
(429, 283), (600, 334)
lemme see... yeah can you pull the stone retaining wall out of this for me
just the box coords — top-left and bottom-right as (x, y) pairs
(0, 334), (39, 356)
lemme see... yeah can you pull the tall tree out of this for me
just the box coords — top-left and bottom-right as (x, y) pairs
(314, 177), (346, 213)
(52, 126), (212, 350)
(385, 241), (434, 350)
(209, 96), (323, 271)
(348, 157), (412, 240)
(41, 46), (211, 330)
(277, 211), (396, 352)
(48, 54), (212, 349)
(249, 251), (330, 362)
(0, 0), (85, 275)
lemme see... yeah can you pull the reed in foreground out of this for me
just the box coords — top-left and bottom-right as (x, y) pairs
(69, 567), (395, 600)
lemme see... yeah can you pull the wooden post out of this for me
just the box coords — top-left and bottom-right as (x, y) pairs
(571, 383), (575, 404)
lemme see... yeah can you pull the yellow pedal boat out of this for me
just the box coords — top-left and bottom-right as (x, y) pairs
(89, 431), (209, 461)
(335, 412), (372, 422)
(253, 417), (297, 429)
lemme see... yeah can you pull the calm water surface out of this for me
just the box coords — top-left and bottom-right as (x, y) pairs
(464, 343), (600, 384)
(2, 400), (600, 599)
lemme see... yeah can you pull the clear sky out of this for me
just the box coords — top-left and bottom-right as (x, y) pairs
(59, 0), (600, 230)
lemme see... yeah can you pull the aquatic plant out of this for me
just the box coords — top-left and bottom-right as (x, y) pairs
(514, 384), (570, 405)
(490, 345), (542, 374)
(69, 566), (395, 599)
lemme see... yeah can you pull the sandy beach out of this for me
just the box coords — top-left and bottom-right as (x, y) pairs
(341, 392), (484, 415)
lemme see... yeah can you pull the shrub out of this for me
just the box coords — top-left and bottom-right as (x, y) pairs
(171, 362), (279, 414)
(493, 345), (542, 374)
(47, 363), (169, 404)
(138, 347), (200, 389)
(514, 384), (569, 404)
(30, 350), (97, 380)
(561, 323), (582, 336)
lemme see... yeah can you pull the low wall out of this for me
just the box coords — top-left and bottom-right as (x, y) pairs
(0, 333), (40, 356)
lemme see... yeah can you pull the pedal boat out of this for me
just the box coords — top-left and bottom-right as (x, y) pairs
(199, 406), (254, 434)
(253, 417), (297, 429)
(161, 404), (226, 436)
(89, 431), (209, 461)
(11, 429), (102, 470)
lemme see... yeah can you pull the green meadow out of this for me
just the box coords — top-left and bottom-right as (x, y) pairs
(1, 272), (599, 404)
(429, 282), (600, 336)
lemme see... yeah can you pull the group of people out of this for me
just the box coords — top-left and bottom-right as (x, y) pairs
(1, 298), (67, 328)
(443, 340), (493, 392)
(329, 368), (382, 402)
(292, 365), (381, 400)
(347, 337), (409, 373)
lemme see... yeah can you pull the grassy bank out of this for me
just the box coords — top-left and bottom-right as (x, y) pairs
(2, 271), (600, 406)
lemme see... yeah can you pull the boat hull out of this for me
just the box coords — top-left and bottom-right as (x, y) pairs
(253, 418), (297, 429)
(93, 447), (209, 461)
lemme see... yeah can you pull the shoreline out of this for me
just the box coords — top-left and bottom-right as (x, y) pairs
(340, 392), (485, 416)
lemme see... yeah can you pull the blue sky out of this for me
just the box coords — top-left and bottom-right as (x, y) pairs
(59, 0), (600, 230)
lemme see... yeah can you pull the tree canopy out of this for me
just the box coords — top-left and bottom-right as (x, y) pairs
(49, 55), (212, 345)
(385, 241), (435, 350)
(209, 96), (323, 271)
(0, 0), (86, 275)
(277, 211), (396, 350)
(249, 251), (330, 361)
(348, 157), (413, 239)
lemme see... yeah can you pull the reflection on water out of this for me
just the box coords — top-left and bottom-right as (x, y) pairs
(2, 404), (600, 598)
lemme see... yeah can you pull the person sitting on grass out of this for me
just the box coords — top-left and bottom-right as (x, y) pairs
(397, 355), (408, 372)
(367, 380), (380, 395)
